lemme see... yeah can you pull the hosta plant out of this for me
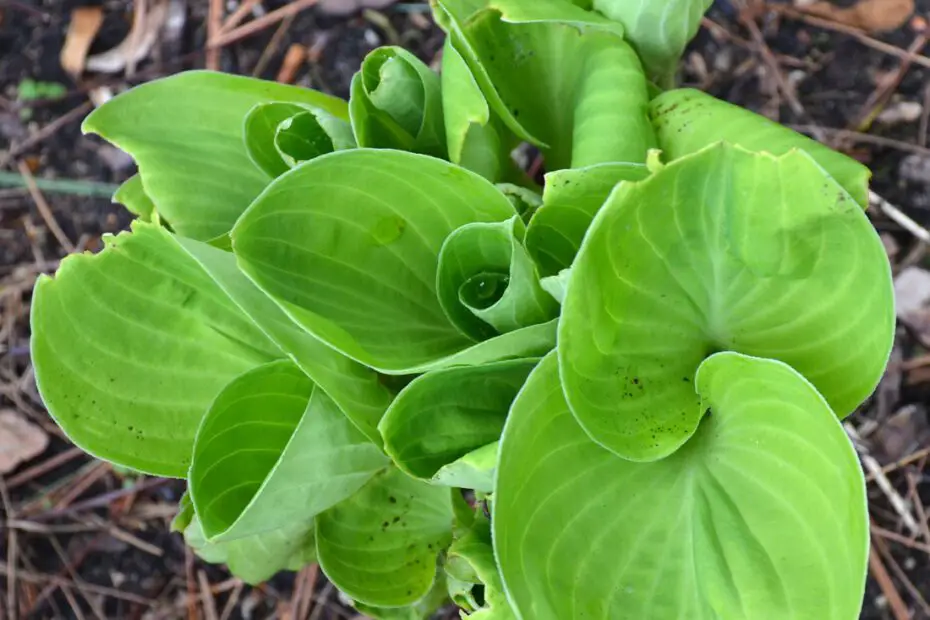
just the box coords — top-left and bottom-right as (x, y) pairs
(31, 0), (894, 618)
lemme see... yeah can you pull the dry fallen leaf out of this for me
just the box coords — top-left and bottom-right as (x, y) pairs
(0, 410), (49, 474)
(60, 6), (104, 77)
(86, 0), (171, 75)
(317, 0), (397, 17)
(801, 0), (914, 33)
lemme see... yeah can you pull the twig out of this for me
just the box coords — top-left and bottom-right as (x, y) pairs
(127, 0), (148, 77)
(868, 446), (930, 481)
(218, 0), (262, 34)
(186, 547), (198, 620)
(872, 524), (930, 555)
(847, 423), (920, 535)
(48, 536), (105, 620)
(198, 571), (219, 620)
(868, 543), (911, 620)
(5, 447), (84, 490)
(854, 31), (930, 131)
(873, 532), (930, 618)
(207, 0), (224, 70)
(776, 6), (930, 71)
(793, 124), (930, 157)
(17, 161), (76, 254)
(52, 462), (111, 510)
(906, 471), (930, 545)
(27, 476), (171, 522)
(105, 522), (164, 557)
(921, 84), (930, 148)
(252, 13), (296, 77)
(208, 0), (319, 49)
(0, 478), (16, 620)
(0, 562), (156, 606)
(870, 190), (930, 245)
(218, 580), (243, 620)
(0, 102), (92, 169)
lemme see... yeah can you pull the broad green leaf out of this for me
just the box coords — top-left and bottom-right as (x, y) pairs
(113, 174), (157, 223)
(559, 143), (893, 460)
(525, 162), (649, 276)
(232, 149), (549, 374)
(354, 571), (450, 620)
(494, 353), (868, 620)
(436, 0), (655, 170)
(650, 89), (871, 207)
(83, 71), (348, 240)
(594, 0), (712, 84)
(350, 47), (446, 157)
(316, 467), (454, 607)
(184, 513), (316, 585)
(176, 235), (392, 444)
(441, 37), (515, 182)
(189, 360), (387, 542)
(31, 222), (281, 476)
(539, 269), (570, 304)
(431, 442), (498, 492)
(379, 359), (536, 481)
(496, 183), (541, 220)
(438, 217), (558, 337)
(446, 514), (515, 619)
(244, 102), (354, 178)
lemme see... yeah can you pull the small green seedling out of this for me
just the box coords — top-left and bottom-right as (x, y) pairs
(16, 78), (67, 120)
(30, 1), (893, 618)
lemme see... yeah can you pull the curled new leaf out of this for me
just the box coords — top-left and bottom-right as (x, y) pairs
(559, 143), (894, 460)
(434, 0), (656, 169)
(232, 149), (556, 374)
(83, 71), (348, 240)
(113, 174), (157, 223)
(494, 353), (868, 620)
(351, 46), (447, 157)
(189, 360), (387, 543)
(244, 102), (354, 178)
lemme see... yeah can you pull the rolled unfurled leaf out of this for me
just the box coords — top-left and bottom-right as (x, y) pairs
(558, 142), (894, 461)
(594, 0), (713, 85)
(232, 149), (557, 374)
(434, 0), (656, 170)
(350, 46), (446, 157)
(438, 216), (558, 337)
(244, 102), (354, 178)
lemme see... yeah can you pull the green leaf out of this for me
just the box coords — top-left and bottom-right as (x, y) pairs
(350, 47), (446, 157)
(316, 467), (454, 607)
(431, 442), (498, 493)
(436, 0), (655, 170)
(189, 360), (387, 542)
(593, 0), (712, 84)
(494, 353), (868, 620)
(441, 37), (513, 181)
(446, 513), (515, 619)
(244, 102), (355, 178)
(176, 235), (393, 444)
(183, 512), (316, 584)
(232, 149), (538, 373)
(559, 142), (894, 460)
(539, 269), (570, 304)
(113, 174), (157, 223)
(379, 359), (536, 482)
(438, 216), (558, 337)
(650, 89), (871, 207)
(82, 71), (348, 240)
(525, 162), (649, 276)
(354, 571), (450, 620)
(31, 222), (281, 476)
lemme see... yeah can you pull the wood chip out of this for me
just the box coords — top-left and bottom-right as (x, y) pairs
(800, 0), (914, 34)
(0, 410), (49, 474)
(60, 6), (104, 77)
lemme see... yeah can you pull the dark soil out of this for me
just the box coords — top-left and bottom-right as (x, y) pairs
(2, 0), (930, 618)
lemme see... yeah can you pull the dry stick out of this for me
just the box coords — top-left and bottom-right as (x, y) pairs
(17, 161), (76, 254)
(0, 102), (92, 170)
(873, 532), (930, 618)
(0, 562), (156, 606)
(869, 542), (911, 620)
(868, 446), (930, 481)
(870, 190), (930, 245)
(777, 6), (930, 70)
(27, 476), (170, 522)
(48, 536), (105, 620)
(792, 124), (930, 157)
(218, 0), (262, 35)
(6, 448), (83, 490)
(846, 423), (920, 535)
(206, 0), (224, 70)
(872, 524), (930, 555)
(252, 13), (296, 78)
(298, 565), (319, 619)
(854, 31), (930, 131)
(920, 84), (930, 148)
(208, 0), (319, 49)
(217, 581), (243, 620)
(186, 548), (198, 620)
(906, 471), (930, 545)
(127, 0), (148, 77)
(59, 585), (87, 620)
(52, 462), (111, 510)
(0, 478), (16, 620)
(198, 571), (219, 620)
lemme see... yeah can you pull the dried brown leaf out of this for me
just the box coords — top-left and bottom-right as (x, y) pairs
(802, 0), (914, 33)
(60, 6), (104, 77)
(0, 410), (49, 474)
